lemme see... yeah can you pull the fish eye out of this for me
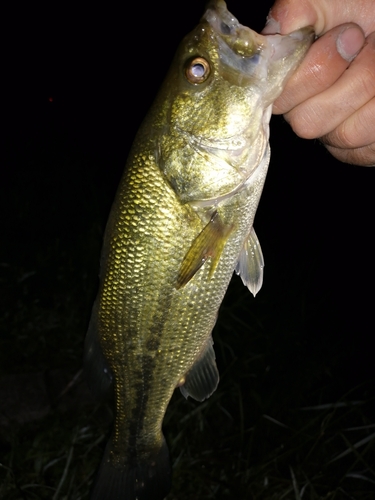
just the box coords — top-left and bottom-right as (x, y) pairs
(185, 57), (211, 84)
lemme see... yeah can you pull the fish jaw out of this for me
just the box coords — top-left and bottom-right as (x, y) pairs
(155, 0), (314, 205)
(203, 0), (315, 106)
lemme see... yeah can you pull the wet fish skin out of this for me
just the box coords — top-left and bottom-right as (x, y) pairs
(84, 2), (314, 499)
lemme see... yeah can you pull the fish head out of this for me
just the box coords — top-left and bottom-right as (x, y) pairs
(153, 0), (314, 205)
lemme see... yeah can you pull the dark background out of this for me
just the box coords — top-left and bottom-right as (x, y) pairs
(1, 1), (374, 498)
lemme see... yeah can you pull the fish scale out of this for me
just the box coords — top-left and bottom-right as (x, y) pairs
(84, 1), (314, 498)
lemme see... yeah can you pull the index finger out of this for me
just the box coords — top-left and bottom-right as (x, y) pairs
(263, 0), (374, 37)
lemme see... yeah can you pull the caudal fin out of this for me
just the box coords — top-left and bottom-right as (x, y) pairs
(90, 438), (171, 500)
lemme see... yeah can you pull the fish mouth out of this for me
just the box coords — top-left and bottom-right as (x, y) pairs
(203, 1), (267, 82)
(204, 0), (266, 59)
(203, 0), (314, 90)
(204, 0), (314, 57)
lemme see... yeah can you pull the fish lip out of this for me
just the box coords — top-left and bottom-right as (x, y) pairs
(288, 26), (315, 41)
(265, 26), (315, 62)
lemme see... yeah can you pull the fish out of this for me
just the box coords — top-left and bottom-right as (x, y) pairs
(84, 1), (314, 499)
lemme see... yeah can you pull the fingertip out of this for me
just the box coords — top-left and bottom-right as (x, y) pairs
(336, 25), (365, 62)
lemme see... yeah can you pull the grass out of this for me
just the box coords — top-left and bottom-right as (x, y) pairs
(1, 123), (374, 500)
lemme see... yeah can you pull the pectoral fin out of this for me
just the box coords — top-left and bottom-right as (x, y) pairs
(176, 211), (233, 289)
(235, 226), (264, 297)
(179, 336), (219, 402)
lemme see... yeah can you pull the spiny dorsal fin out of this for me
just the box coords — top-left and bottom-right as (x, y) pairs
(235, 226), (264, 297)
(180, 336), (219, 402)
(176, 211), (233, 289)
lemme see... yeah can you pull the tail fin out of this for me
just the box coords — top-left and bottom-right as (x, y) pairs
(90, 437), (171, 500)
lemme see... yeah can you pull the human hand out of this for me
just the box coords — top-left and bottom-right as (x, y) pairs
(263, 0), (375, 166)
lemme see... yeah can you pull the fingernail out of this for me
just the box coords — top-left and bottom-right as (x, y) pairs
(337, 26), (365, 62)
(262, 16), (280, 34)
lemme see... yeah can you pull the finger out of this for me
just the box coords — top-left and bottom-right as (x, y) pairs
(322, 97), (375, 149)
(283, 31), (375, 139)
(264, 0), (374, 37)
(272, 24), (365, 115)
(262, 0), (320, 34)
(325, 142), (375, 166)
(320, 31), (375, 149)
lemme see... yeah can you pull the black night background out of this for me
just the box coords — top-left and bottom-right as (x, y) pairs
(1, 1), (374, 498)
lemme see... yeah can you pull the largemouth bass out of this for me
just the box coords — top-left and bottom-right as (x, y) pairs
(84, 1), (314, 498)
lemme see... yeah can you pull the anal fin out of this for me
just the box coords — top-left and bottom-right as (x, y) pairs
(235, 226), (264, 297)
(180, 336), (219, 402)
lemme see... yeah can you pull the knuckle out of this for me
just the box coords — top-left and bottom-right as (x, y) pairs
(288, 104), (322, 139)
(335, 121), (359, 148)
(326, 143), (375, 166)
(356, 66), (375, 98)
